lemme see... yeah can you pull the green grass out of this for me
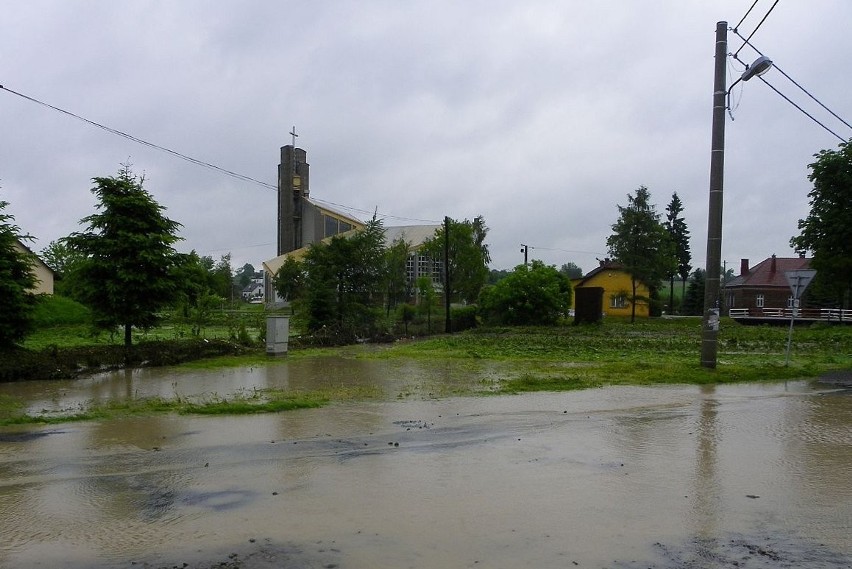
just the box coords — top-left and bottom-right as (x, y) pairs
(6, 316), (850, 424)
(0, 388), (331, 426)
(367, 317), (852, 394)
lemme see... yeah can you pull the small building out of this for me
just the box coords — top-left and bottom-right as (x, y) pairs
(571, 259), (649, 318)
(14, 239), (54, 295)
(724, 255), (812, 314)
(241, 279), (264, 303)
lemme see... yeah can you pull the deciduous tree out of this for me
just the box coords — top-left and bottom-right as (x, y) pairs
(478, 261), (572, 325)
(302, 217), (386, 337)
(273, 256), (305, 302)
(791, 139), (852, 310)
(422, 216), (490, 304)
(384, 237), (411, 314)
(559, 262), (584, 279)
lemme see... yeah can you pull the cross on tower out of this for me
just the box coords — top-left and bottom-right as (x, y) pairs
(290, 126), (298, 148)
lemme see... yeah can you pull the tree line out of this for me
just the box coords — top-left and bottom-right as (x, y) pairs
(1, 166), (258, 350)
(2, 138), (850, 351)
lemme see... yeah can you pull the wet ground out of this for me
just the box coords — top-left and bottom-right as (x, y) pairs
(0, 360), (850, 568)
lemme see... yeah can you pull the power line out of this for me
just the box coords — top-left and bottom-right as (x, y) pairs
(733, 0), (761, 33)
(733, 30), (852, 134)
(733, 0), (779, 58)
(525, 246), (606, 257)
(2, 83), (442, 226)
(0, 84), (278, 191)
(757, 76), (846, 142)
(308, 197), (442, 225)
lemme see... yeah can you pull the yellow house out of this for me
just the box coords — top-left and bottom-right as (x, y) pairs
(14, 239), (54, 295)
(571, 259), (649, 318)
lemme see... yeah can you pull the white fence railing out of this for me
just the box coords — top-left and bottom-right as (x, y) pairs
(728, 307), (852, 321)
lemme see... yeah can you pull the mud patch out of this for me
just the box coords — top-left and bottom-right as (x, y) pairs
(134, 539), (343, 569)
(180, 489), (257, 512)
(817, 370), (852, 390)
(646, 531), (851, 568)
(0, 429), (65, 442)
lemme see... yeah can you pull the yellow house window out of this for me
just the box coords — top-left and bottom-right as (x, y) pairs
(610, 295), (627, 309)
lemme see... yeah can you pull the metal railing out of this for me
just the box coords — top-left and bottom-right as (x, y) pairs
(729, 307), (852, 321)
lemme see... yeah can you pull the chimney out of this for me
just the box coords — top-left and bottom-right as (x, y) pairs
(770, 254), (777, 273)
(740, 259), (749, 276)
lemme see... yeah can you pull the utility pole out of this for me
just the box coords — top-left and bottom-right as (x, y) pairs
(520, 244), (529, 267)
(701, 21), (728, 369)
(444, 216), (451, 333)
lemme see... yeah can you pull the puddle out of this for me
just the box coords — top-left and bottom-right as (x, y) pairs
(0, 365), (850, 567)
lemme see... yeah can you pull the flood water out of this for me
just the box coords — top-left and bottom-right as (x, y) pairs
(0, 358), (850, 568)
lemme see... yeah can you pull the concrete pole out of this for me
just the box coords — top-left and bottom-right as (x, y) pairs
(444, 216), (451, 334)
(701, 21), (728, 369)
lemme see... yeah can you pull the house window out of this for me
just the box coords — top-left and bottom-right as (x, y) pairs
(405, 254), (416, 284)
(323, 215), (338, 238)
(756, 294), (765, 308)
(610, 295), (627, 309)
(787, 296), (796, 308)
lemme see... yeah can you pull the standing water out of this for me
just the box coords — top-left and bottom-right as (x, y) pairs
(0, 359), (850, 568)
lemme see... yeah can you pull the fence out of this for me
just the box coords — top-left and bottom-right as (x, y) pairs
(729, 307), (852, 321)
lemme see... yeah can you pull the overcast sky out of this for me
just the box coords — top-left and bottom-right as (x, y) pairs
(2, 1), (851, 276)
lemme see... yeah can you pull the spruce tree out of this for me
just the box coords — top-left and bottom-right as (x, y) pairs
(0, 198), (38, 348)
(65, 165), (182, 348)
(606, 186), (675, 322)
(664, 192), (692, 314)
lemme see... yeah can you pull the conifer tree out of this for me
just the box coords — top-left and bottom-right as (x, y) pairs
(65, 165), (182, 348)
(664, 192), (692, 314)
(0, 197), (38, 348)
(606, 186), (675, 322)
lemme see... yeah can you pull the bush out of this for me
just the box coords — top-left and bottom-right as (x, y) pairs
(450, 305), (478, 332)
(478, 261), (573, 325)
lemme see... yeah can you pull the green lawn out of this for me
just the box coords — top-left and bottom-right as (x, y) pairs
(6, 310), (850, 425)
(364, 317), (852, 392)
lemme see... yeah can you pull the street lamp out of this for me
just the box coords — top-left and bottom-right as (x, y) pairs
(701, 22), (773, 369)
(740, 55), (773, 82)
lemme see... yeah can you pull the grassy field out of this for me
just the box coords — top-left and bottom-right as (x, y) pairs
(22, 296), (266, 350)
(363, 317), (852, 392)
(4, 306), (850, 425)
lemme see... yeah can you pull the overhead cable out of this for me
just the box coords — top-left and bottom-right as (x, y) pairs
(309, 197), (441, 224)
(733, 0), (779, 58)
(732, 31), (852, 134)
(0, 84), (278, 191)
(733, 0), (761, 33)
(757, 76), (846, 142)
(2, 83), (441, 225)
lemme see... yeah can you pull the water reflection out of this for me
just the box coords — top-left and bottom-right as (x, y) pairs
(0, 356), (506, 418)
(691, 385), (721, 561)
(0, 363), (850, 568)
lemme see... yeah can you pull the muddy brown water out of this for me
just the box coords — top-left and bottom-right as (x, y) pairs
(0, 358), (850, 568)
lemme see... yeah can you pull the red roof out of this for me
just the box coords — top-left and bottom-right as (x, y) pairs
(727, 256), (811, 288)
